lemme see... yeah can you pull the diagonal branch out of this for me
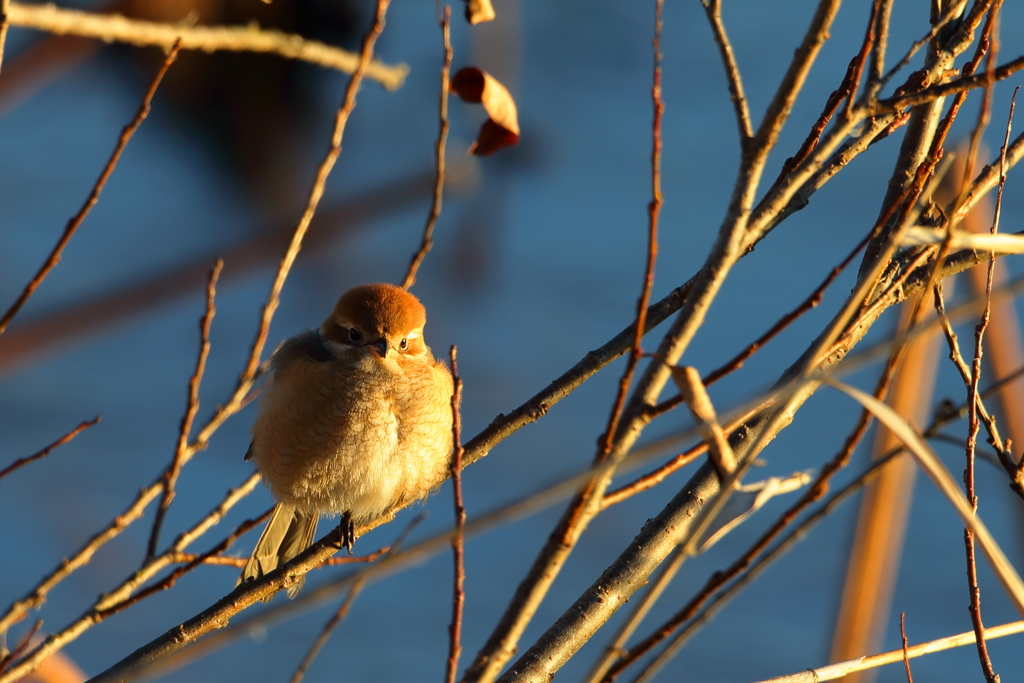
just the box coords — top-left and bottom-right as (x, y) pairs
(748, 0), (841, 165)
(701, 0), (753, 145)
(0, 39), (182, 337)
(0, 416), (100, 484)
(146, 260), (222, 561)
(749, 618), (1024, 683)
(4, 1), (407, 90)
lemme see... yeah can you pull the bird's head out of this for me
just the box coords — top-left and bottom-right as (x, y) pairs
(320, 283), (430, 361)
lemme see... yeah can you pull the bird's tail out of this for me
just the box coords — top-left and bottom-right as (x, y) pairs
(239, 504), (319, 601)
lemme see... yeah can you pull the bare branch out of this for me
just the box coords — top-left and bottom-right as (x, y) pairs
(876, 54), (1024, 113)
(749, 0), (841, 164)
(749, 619), (1024, 683)
(4, 1), (407, 90)
(0, 416), (99, 484)
(288, 518), (421, 683)
(447, 345), (467, 683)
(0, 39), (182, 337)
(900, 614), (915, 683)
(868, 0), (894, 85)
(238, 0), (393, 386)
(701, 0), (753, 145)
(146, 260), (223, 560)
(403, 8), (452, 290)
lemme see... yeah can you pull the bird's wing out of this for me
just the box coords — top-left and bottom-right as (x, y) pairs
(271, 330), (333, 371)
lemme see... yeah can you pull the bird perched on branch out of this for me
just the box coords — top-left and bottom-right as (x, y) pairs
(240, 283), (455, 597)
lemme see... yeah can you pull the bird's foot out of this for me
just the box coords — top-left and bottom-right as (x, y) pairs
(337, 512), (356, 555)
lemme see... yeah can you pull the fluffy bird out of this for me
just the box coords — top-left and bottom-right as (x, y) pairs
(240, 283), (455, 597)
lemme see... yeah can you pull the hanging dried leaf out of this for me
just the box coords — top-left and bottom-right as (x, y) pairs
(463, 0), (495, 24)
(450, 67), (519, 156)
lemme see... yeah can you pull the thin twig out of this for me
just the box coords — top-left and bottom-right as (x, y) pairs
(600, 444), (704, 508)
(876, 54), (1024, 114)
(287, 587), (361, 683)
(702, 226), (872, 386)
(403, 7), (452, 290)
(701, 0), (753, 146)
(240, 0), (391, 386)
(934, 284), (1013, 474)
(288, 517), (422, 683)
(876, 0), (967, 90)
(750, 619), (1024, 683)
(0, 416), (100, 483)
(146, 260), (223, 561)
(169, 547), (388, 569)
(99, 508), (273, 619)
(0, 38), (182, 337)
(868, 0), (894, 86)
(447, 345), (467, 683)
(4, 1), (406, 90)
(763, 55), (858, 201)
(843, 0), (881, 118)
(599, 0), (663, 461)
(0, 620), (39, 675)
(965, 85), (1016, 683)
(900, 613), (915, 683)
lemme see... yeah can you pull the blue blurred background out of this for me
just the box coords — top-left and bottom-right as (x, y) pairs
(2, 0), (1024, 681)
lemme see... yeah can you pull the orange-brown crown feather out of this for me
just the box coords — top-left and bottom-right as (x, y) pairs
(326, 283), (427, 338)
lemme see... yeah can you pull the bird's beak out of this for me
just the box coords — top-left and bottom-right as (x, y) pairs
(367, 338), (388, 358)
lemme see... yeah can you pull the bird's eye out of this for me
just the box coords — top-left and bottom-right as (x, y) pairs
(399, 338), (409, 351)
(348, 328), (362, 343)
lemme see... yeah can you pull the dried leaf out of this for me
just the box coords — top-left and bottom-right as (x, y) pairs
(825, 377), (1024, 618)
(450, 67), (519, 156)
(671, 365), (736, 476)
(698, 472), (812, 552)
(464, 0), (495, 25)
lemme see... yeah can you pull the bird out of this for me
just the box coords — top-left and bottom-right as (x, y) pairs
(239, 283), (456, 598)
